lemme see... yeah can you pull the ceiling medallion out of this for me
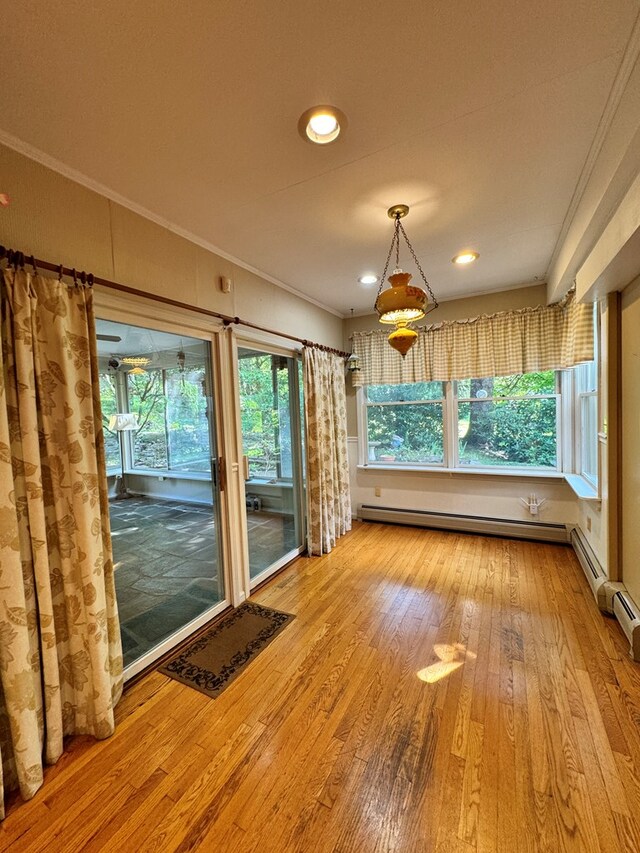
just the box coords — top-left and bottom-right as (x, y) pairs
(374, 205), (438, 357)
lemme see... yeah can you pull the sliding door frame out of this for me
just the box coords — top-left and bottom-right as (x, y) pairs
(227, 327), (306, 595)
(94, 287), (233, 681)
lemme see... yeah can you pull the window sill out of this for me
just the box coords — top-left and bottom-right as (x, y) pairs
(564, 474), (601, 502)
(247, 479), (294, 490)
(122, 468), (212, 481)
(357, 464), (565, 480)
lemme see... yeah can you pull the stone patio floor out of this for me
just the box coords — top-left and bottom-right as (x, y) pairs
(110, 496), (298, 666)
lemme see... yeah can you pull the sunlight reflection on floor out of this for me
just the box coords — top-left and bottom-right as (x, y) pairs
(417, 642), (477, 683)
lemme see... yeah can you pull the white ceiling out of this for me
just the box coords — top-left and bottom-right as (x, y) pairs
(2, 0), (638, 315)
(95, 319), (205, 362)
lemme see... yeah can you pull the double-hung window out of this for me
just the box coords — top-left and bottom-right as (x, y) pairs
(99, 372), (121, 471)
(361, 370), (560, 472)
(364, 382), (445, 465)
(456, 372), (559, 470)
(573, 360), (598, 487)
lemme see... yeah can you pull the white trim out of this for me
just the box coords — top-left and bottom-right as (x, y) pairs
(0, 128), (343, 319)
(565, 473), (601, 502)
(357, 464), (565, 481)
(123, 468), (211, 481)
(233, 328), (303, 357)
(93, 286), (224, 336)
(218, 330), (251, 606)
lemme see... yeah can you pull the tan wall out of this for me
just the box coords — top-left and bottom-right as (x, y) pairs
(621, 275), (640, 604)
(0, 144), (343, 349)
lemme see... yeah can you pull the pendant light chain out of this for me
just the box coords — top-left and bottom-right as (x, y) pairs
(397, 219), (439, 308)
(375, 217), (400, 300)
(375, 213), (439, 309)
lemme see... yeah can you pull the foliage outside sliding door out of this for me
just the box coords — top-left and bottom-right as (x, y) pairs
(100, 365), (212, 474)
(237, 346), (305, 582)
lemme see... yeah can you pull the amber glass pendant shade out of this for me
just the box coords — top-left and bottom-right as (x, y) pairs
(375, 271), (428, 325)
(388, 322), (418, 357)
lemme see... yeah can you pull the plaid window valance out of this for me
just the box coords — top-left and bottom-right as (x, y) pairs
(350, 292), (594, 386)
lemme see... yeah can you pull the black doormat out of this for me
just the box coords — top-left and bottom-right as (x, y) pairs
(158, 601), (295, 698)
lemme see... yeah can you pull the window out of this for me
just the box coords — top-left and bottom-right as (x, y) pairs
(99, 373), (121, 470)
(165, 366), (211, 473)
(360, 371), (559, 472)
(569, 302), (599, 490)
(126, 367), (212, 472)
(365, 382), (445, 465)
(127, 370), (169, 469)
(574, 359), (598, 487)
(457, 372), (558, 469)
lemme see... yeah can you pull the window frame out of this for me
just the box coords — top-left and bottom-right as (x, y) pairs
(120, 362), (215, 476)
(358, 371), (563, 475)
(571, 360), (599, 490)
(567, 302), (600, 494)
(362, 381), (448, 468)
(453, 373), (562, 472)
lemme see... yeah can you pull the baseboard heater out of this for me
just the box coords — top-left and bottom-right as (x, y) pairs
(570, 527), (640, 661)
(358, 505), (569, 543)
(613, 591), (640, 660)
(570, 527), (610, 609)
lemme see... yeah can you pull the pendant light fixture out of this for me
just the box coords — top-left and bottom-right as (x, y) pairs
(375, 204), (438, 357)
(177, 343), (186, 373)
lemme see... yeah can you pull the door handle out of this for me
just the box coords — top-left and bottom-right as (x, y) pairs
(243, 455), (250, 481)
(212, 457), (226, 492)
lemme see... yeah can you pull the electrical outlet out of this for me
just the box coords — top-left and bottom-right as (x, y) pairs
(374, 486), (381, 497)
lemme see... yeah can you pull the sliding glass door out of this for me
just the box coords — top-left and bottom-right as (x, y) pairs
(97, 318), (227, 675)
(237, 346), (305, 584)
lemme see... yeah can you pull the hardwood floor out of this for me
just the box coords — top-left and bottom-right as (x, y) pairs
(3, 522), (640, 852)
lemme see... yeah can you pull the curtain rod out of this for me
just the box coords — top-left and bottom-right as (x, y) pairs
(0, 245), (350, 359)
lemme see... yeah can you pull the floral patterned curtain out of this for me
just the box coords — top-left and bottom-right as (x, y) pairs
(303, 348), (351, 555)
(0, 268), (123, 818)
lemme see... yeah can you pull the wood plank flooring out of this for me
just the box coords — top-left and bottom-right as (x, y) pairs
(3, 522), (640, 852)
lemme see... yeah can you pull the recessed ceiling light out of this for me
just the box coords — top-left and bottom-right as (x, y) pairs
(298, 105), (346, 145)
(452, 251), (479, 265)
(359, 274), (378, 285)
